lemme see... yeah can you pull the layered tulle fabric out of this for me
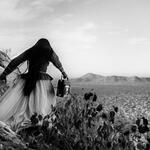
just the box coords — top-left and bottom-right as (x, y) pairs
(0, 77), (56, 123)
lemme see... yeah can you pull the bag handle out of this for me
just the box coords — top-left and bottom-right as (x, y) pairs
(61, 75), (69, 81)
(61, 75), (63, 80)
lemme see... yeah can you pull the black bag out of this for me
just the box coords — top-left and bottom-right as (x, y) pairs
(56, 77), (70, 97)
(56, 78), (65, 97)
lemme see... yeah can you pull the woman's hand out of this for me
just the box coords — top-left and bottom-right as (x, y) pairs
(0, 74), (6, 83)
(62, 71), (68, 79)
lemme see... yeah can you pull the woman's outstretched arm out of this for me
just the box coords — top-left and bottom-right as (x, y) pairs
(0, 50), (30, 80)
(50, 51), (68, 79)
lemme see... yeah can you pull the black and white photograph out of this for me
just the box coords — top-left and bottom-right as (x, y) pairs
(0, 0), (150, 149)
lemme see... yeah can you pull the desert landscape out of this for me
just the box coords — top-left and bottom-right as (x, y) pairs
(69, 73), (150, 120)
(1, 59), (150, 149)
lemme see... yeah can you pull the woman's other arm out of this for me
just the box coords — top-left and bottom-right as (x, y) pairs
(0, 50), (30, 80)
(50, 51), (68, 79)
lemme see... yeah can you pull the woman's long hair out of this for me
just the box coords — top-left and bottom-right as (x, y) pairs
(23, 38), (53, 96)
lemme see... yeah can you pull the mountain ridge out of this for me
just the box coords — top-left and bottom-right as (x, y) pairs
(70, 73), (150, 85)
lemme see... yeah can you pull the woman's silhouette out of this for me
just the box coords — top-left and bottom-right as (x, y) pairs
(0, 38), (68, 123)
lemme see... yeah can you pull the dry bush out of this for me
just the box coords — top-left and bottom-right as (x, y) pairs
(0, 92), (150, 150)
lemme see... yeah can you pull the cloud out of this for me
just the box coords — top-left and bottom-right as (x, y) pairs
(0, 0), (76, 35)
(0, 0), (76, 23)
(16, 0), (55, 18)
(78, 22), (97, 31)
(0, 0), (27, 21)
(49, 21), (97, 51)
(97, 23), (129, 35)
(84, 0), (98, 5)
(15, 0), (81, 20)
(128, 37), (150, 45)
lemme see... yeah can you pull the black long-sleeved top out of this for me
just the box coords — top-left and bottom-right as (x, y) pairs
(1, 45), (66, 96)
(1, 46), (65, 78)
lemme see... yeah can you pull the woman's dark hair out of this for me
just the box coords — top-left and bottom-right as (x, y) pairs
(35, 38), (51, 47)
(23, 38), (53, 96)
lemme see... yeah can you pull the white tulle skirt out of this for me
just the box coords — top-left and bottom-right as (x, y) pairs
(0, 77), (56, 123)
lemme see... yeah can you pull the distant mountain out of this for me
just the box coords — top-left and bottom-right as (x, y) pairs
(74, 73), (104, 82)
(70, 73), (150, 85)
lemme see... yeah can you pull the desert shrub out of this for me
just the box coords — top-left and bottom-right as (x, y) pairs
(1, 92), (150, 150)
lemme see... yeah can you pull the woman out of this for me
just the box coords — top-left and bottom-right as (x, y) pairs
(0, 38), (68, 123)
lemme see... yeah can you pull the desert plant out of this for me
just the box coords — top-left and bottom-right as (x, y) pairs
(1, 91), (150, 150)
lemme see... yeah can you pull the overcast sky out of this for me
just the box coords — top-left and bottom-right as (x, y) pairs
(1, 0), (150, 78)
